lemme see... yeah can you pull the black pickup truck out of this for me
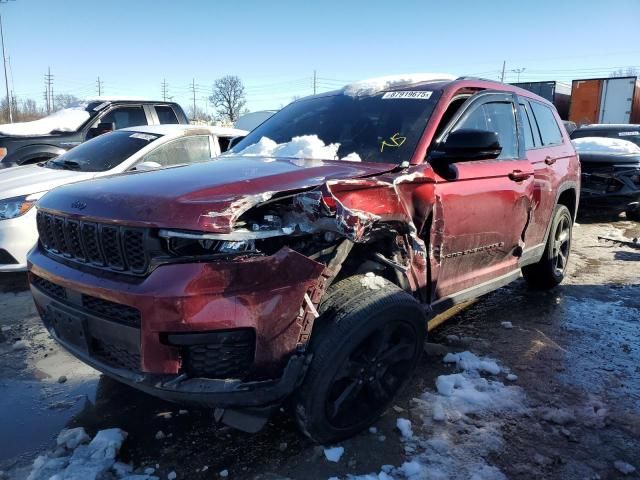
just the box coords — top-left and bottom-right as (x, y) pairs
(0, 99), (188, 169)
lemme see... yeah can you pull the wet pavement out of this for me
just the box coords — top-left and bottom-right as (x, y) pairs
(0, 217), (638, 479)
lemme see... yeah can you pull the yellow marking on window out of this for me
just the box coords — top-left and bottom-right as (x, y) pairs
(380, 132), (407, 152)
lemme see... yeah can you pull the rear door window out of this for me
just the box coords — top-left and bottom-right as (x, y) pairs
(141, 135), (212, 167)
(518, 101), (538, 149)
(453, 101), (518, 159)
(530, 102), (563, 146)
(155, 106), (179, 124)
(101, 107), (148, 129)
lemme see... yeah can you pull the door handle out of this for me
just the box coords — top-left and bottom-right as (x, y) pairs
(544, 156), (557, 165)
(508, 170), (531, 182)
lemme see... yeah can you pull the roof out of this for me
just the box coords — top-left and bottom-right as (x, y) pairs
(293, 74), (553, 108)
(122, 124), (248, 137)
(577, 124), (640, 130)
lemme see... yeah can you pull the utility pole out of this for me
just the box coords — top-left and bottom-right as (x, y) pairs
(313, 70), (317, 95)
(96, 76), (103, 96)
(511, 67), (526, 82)
(500, 61), (506, 83)
(190, 78), (197, 121)
(161, 78), (168, 101)
(44, 67), (54, 113)
(0, 10), (12, 122)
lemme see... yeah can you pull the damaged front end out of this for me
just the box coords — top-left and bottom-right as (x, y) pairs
(579, 152), (640, 214)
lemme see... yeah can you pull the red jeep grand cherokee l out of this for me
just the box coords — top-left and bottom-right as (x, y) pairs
(28, 76), (580, 442)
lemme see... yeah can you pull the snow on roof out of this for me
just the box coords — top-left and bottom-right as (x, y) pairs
(572, 136), (640, 154)
(124, 124), (248, 137)
(342, 73), (456, 97)
(0, 107), (91, 136)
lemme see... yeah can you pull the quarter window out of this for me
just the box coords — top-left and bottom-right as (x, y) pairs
(530, 102), (563, 146)
(142, 135), (212, 167)
(155, 106), (179, 124)
(453, 101), (518, 159)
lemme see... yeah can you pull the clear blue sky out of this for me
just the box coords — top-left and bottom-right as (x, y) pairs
(3, 0), (640, 115)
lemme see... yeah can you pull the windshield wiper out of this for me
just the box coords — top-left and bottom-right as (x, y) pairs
(48, 159), (81, 170)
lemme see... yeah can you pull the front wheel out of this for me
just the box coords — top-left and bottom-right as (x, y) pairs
(293, 275), (426, 444)
(522, 204), (573, 289)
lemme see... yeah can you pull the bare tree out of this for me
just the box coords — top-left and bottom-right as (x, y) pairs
(53, 94), (80, 110)
(610, 67), (639, 78)
(209, 75), (246, 122)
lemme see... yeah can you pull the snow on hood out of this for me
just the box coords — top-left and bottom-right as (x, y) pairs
(343, 73), (456, 97)
(0, 107), (91, 136)
(572, 136), (640, 155)
(233, 135), (362, 162)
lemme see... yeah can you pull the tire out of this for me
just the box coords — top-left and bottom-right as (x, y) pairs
(522, 204), (573, 290)
(293, 275), (427, 443)
(626, 208), (640, 222)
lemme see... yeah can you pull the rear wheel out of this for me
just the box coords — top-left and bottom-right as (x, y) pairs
(626, 208), (640, 222)
(294, 275), (426, 443)
(522, 204), (573, 289)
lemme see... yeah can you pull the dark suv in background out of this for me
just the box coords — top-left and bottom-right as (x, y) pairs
(571, 124), (640, 219)
(0, 99), (188, 169)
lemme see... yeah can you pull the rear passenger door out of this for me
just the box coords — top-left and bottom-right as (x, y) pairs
(138, 135), (214, 168)
(99, 106), (149, 130)
(518, 98), (575, 250)
(431, 92), (535, 299)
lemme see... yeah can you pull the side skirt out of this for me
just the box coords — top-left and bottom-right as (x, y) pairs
(430, 269), (522, 315)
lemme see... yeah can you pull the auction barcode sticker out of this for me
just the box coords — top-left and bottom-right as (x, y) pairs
(382, 91), (433, 100)
(618, 131), (639, 136)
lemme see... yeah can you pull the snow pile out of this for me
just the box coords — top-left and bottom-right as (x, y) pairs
(443, 351), (501, 375)
(234, 135), (361, 162)
(26, 427), (150, 480)
(324, 446), (345, 463)
(614, 460), (636, 475)
(361, 272), (386, 290)
(396, 418), (414, 440)
(342, 73), (456, 97)
(347, 351), (525, 480)
(573, 136), (640, 154)
(0, 107), (91, 136)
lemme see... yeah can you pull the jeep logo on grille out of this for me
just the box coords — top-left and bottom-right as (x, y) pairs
(71, 201), (87, 210)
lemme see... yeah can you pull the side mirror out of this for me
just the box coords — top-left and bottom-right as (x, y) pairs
(431, 129), (502, 162)
(87, 122), (115, 139)
(132, 161), (162, 171)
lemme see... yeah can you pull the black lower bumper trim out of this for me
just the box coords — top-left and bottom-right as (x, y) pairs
(51, 329), (308, 408)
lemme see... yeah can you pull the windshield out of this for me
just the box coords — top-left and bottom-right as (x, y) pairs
(571, 128), (640, 148)
(44, 130), (160, 172)
(230, 90), (441, 164)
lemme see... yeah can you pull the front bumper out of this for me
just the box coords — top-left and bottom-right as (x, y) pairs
(28, 245), (324, 406)
(0, 208), (38, 271)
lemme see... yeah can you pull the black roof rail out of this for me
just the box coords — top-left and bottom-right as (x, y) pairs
(456, 76), (504, 84)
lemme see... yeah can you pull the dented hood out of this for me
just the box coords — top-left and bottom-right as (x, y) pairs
(37, 155), (397, 232)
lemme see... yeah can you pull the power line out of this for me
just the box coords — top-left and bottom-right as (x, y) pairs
(161, 78), (168, 101)
(96, 76), (104, 96)
(44, 67), (54, 113)
(0, 2), (13, 122)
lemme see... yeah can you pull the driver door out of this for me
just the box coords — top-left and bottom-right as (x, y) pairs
(431, 92), (534, 300)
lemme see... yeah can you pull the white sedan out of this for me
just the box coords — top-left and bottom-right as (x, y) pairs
(0, 124), (247, 271)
